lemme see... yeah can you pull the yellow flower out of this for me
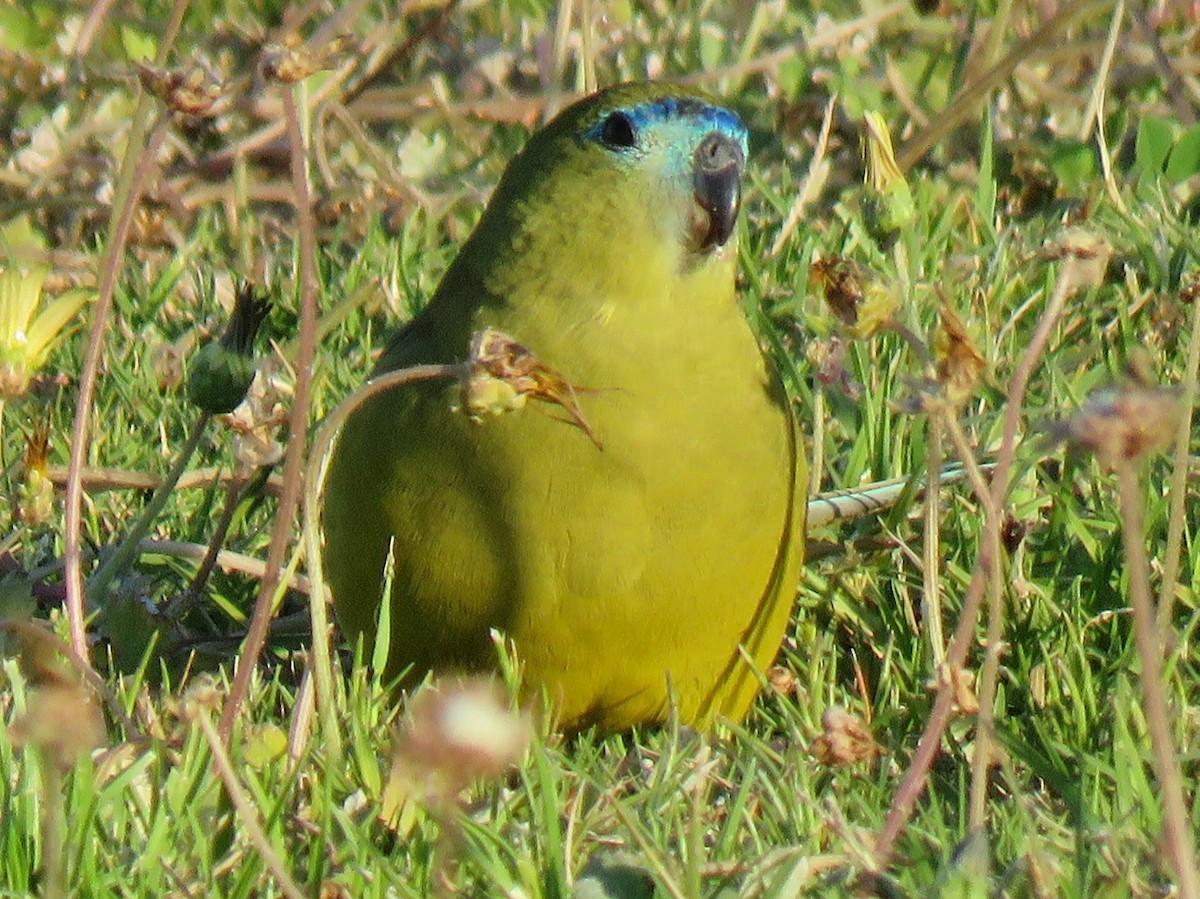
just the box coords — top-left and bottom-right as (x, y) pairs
(863, 111), (906, 193)
(862, 110), (916, 240)
(0, 266), (90, 399)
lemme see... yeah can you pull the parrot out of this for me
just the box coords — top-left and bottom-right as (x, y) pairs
(321, 81), (807, 733)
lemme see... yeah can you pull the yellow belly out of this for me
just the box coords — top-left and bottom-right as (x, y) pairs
(323, 299), (805, 732)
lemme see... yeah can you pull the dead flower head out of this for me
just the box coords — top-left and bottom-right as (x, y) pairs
(1041, 228), (1112, 295)
(8, 624), (104, 771)
(809, 706), (880, 766)
(809, 254), (898, 340)
(134, 62), (223, 117)
(17, 414), (54, 526)
(172, 673), (225, 722)
(10, 682), (105, 772)
(389, 677), (531, 803)
(458, 326), (601, 447)
(219, 361), (288, 476)
(1179, 270), (1200, 305)
(934, 301), (986, 404)
(806, 335), (860, 397)
(260, 34), (351, 83)
(934, 662), (980, 715)
(1057, 380), (1183, 470)
(766, 665), (798, 695)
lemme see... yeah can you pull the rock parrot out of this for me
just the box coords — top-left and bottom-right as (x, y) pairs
(321, 81), (807, 732)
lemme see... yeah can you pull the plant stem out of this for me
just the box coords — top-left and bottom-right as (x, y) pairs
(87, 414), (210, 601)
(219, 83), (319, 744)
(62, 0), (190, 661)
(63, 110), (172, 661)
(922, 421), (945, 669)
(166, 472), (254, 618)
(1155, 286), (1200, 641)
(193, 710), (308, 899)
(873, 260), (1076, 866)
(1114, 461), (1200, 898)
(301, 362), (466, 754)
(38, 762), (66, 899)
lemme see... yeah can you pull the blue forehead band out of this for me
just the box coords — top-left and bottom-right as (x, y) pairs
(581, 96), (748, 153)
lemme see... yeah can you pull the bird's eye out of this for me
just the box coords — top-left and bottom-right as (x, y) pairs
(598, 112), (637, 149)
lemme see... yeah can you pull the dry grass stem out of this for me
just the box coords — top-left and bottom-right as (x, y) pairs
(770, 94), (836, 259)
(191, 710), (308, 899)
(302, 361), (465, 752)
(897, 0), (1105, 172)
(1077, 0), (1125, 141)
(922, 425), (946, 669)
(1113, 462), (1200, 897)
(62, 0), (191, 662)
(137, 540), (310, 593)
(873, 247), (1081, 865)
(219, 83), (321, 744)
(1155, 274), (1200, 640)
(48, 464), (284, 496)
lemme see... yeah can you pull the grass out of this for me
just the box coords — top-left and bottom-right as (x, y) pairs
(2, 0), (1200, 896)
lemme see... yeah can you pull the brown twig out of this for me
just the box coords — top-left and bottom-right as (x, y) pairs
(341, 0), (462, 106)
(1114, 461), (1200, 897)
(1129, 3), (1197, 125)
(139, 539), (310, 593)
(48, 464), (284, 496)
(72, 0), (120, 59)
(186, 0), (457, 184)
(218, 84), (320, 744)
(63, 72), (181, 661)
(62, 112), (171, 658)
(191, 710), (308, 899)
(300, 361), (466, 755)
(167, 474), (253, 618)
(185, 57), (357, 182)
(1156, 282), (1200, 640)
(943, 414), (1005, 840)
(896, 0), (1105, 172)
(872, 258), (1078, 866)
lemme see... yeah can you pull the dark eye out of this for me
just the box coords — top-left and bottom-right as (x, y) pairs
(599, 112), (637, 149)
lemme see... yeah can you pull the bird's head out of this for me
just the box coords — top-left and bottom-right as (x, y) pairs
(470, 82), (749, 305)
(569, 83), (747, 257)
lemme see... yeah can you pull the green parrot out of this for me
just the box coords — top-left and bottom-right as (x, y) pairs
(322, 81), (807, 733)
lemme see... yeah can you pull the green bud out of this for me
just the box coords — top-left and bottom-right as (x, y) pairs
(187, 282), (271, 414)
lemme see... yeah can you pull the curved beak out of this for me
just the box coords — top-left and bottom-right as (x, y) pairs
(692, 131), (745, 251)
